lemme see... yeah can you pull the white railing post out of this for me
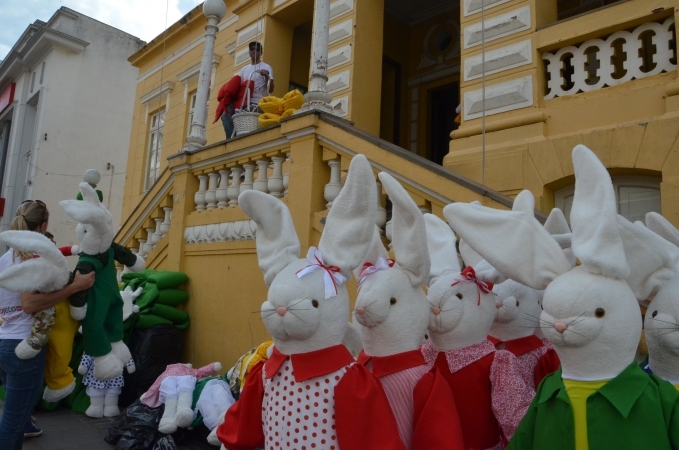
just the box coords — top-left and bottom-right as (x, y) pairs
(194, 174), (208, 211)
(254, 159), (270, 193)
(268, 156), (285, 198)
(228, 166), (243, 206)
(217, 169), (230, 208)
(324, 159), (342, 209)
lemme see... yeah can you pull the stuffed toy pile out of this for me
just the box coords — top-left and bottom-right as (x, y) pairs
(257, 89), (305, 126)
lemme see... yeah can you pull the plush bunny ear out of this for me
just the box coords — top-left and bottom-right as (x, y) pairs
(79, 182), (102, 206)
(646, 212), (679, 247)
(512, 190), (535, 214)
(378, 172), (429, 287)
(352, 225), (389, 280)
(60, 184), (110, 226)
(239, 190), (301, 286)
(544, 208), (575, 266)
(473, 259), (507, 284)
(617, 215), (678, 300)
(424, 213), (460, 285)
(0, 230), (70, 293)
(444, 203), (571, 290)
(318, 155), (377, 276)
(570, 145), (629, 279)
(457, 201), (483, 267)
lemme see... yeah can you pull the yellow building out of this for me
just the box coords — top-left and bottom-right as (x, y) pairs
(118, 0), (679, 368)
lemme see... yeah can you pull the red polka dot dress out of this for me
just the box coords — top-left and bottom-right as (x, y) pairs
(218, 344), (409, 450)
(488, 335), (561, 389)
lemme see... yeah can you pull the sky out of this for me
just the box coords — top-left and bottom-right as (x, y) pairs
(0, 0), (205, 61)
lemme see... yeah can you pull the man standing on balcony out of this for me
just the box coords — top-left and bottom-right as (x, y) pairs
(240, 41), (274, 106)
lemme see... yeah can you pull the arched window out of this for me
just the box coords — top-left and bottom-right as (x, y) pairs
(555, 176), (661, 223)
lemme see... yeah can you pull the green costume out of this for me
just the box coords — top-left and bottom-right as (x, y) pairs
(508, 362), (679, 450)
(71, 243), (137, 357)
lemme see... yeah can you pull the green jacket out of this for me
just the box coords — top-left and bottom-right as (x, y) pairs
(508, 362), (679, 450)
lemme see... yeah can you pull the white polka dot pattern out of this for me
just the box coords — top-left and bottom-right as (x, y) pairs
(261, 357), (352, 450)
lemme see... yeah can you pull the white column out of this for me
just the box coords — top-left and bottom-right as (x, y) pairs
(297, 0), (334, 114)
(194, 175), (208, 211)
(160, 208), (172, 237)
(216, 169), (230, 208)
(268, 156), (285, 198)
(228, 166), (243, 206)
(206, 172), (220, 209)
(375, 180), (387, 233)
(182, 1), (227, 151)
(254, 159), (270, 193)
(324, 160), (342, 209)
(240, 163), (255, 193)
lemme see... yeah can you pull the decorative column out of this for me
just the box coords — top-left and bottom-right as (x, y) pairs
(240, 163), (255, 193)
(253, 159), (269, 193)
(216, 169), (230, 207)
(182, 0), (227, 152)
(297, 0), (334, 114)
(375, 180), (387, 233)
(194, 174), (208, 211)
(324, 159), (342, 209)
(160, 208), (172, 237)
(268, 156), (285, 198)
(205, 172), (220, 209)
(227, 166), (243, 206)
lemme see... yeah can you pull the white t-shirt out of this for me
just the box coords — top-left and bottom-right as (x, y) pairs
(0, 250), (32, 340)
(239, 62), (274, 105)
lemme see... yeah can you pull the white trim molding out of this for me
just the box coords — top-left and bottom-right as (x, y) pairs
(184, 220), (257, 244)
(464, 0), (511, 17)
(330, 95), (349, 117)
(463, 6), (531, 49)
(328, 44), (352, 69)
(464, 40), (532, 81)
(330, 0), (354, 21)
(329, 19), (353, 45)
(327, 69), (351, 94)
(140, 81), (174, 122)
(463, 75), (533, 120)
(236, 20), (264, 47)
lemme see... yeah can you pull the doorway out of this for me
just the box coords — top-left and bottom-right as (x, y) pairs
(380, 56), (402, 146)
(427, 82), (458, 165)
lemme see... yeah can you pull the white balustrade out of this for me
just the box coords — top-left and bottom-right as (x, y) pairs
(160, 208), (172, 236)
(145, 228), (157, 252)
(137, 239), (147, 258)
(324, 159), (342, 209)
(543, 17), (676, 99)
(268, 156), (285, 198)
(241, 163), (255, 193)
(283, 153), (290, 197)
(194, 174), (208, 211)
(152, 218), (163, 243)
(254, 159), (270, 193)
(205, 172), (220, 210)
(216, 169), (230, 208)
(228, 166), (243, 206)
(375, 180), (387, 233)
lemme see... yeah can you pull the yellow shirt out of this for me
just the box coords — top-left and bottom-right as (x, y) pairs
(563, 379), (610, 450)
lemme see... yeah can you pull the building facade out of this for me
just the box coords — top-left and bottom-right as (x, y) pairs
(0, 7), (143, 250)
(118, 0), (679, 368)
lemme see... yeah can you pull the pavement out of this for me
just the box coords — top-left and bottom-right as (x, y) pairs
(0, 399), (216, 450)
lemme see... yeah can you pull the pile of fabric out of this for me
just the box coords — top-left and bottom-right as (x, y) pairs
(257, 89), (305, 127)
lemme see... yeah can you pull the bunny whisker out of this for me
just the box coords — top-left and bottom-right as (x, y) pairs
(287, 310), (307, 324)
(287, 298), (308, 309)
(520, 325), (554, 328)
(656, 329), (679, 337)
(522, 312), (554, 327)
(564, 329), (587, 338)
(364, 309), (386, 320)
(568, 311), (587, 326)
(647, 317), (679, 326)
(569, 318), (586, 327)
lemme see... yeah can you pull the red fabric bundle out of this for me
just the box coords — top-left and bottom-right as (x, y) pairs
(213, 75), (247, 123)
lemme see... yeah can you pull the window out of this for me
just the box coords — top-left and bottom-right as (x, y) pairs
(556, 176), (661, 224)
(145, 110), (166, 191)
(187, 93), (197, 134)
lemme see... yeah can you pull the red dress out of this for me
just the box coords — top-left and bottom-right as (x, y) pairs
(218, 344), (407, 450)
(421, 340), (534, 450)
(357, 349), (465, 450)
(487, 335), (560, 389)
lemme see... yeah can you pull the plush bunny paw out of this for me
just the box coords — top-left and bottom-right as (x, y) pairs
(175, 408), (194, 428)
(158, 418), (178, 435)
(70, 304), (87, 321)
(110, 341), (132, 364)
(93, 353), (124, 381)
(43, 381), (76, 403)
(86, 396), (105, 418)
(14, 339), (40, 359)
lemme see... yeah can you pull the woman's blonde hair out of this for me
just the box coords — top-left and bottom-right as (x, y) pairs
(10, 200), (49, 261)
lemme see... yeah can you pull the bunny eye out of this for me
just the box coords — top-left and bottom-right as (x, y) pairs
(595, 308), (605, 318)
(516, 301), (520, 307)
(390, 297), (397, 305)
(652, 310), (658, 318)
(311, 299), (319, 308)
(456, 293), (463, 300)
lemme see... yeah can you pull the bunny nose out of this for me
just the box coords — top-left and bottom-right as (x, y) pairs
(276, 306), (287, 316)
(356, 307), (365, 316)
(554, 322), (567, 333)
(495, 301), (502, 309)
(432, 307), (441, 316)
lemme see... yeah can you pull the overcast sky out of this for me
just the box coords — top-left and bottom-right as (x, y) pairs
(0, 0), (205, 61)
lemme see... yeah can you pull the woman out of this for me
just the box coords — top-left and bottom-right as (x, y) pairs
(0, 200), (95, 450)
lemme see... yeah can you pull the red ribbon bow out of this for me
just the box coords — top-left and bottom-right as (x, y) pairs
(451, 266), (494, 305)
(358, 258), (396, 288)
(295, 247), (347, 299)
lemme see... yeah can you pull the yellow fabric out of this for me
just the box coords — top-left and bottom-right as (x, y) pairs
(563, 379), (610, 450)
(44, 298), (79, 390)
(259, 113), (281, 127)
(674, 384), (679, 392)
(280, 109), (295, 120)
(239, 341), (273, 387)
(259, 96), (283, 114)
(282, 89), (305, 111)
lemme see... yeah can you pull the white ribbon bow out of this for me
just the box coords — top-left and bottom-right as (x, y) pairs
(296, 247), (347, 300)
(358, 257), (396, 288)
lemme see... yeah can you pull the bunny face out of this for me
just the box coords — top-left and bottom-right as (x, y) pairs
(489, 280), (542, 342)
(645, 276), (679, 359)
(540, 268), (641, 378)
(353, 266), (429, 357)
(427, 272), (496, 351)
(261, 260), (349, 353)
(60, 183), (114, 255)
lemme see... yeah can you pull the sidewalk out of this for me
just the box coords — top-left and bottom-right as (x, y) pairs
(0, 399), (216, 450)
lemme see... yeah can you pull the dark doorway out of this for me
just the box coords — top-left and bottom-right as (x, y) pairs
(427, 82), (458, 165)
(380, 56), (402, 146)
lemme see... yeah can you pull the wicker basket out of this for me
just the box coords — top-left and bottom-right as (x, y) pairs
(231, 72), (266, 138)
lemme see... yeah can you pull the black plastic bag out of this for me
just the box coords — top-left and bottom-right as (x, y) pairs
(120, 325), (184, 407)
(105, 399), (164, 450)
(152, 435), (178, 450)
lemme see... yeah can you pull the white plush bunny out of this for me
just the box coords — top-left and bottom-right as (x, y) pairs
(352, 173), (464, 450)
(0, 230), (70, 359)
(421, 212), (534, 450)
(487, 191), (561, 389)
(78, 353), (136, 418)
(218, 155), (406, 450)
(120, 286), (142, 321)
(446, 145), (679, 449)
(59, 182), (145, 381)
